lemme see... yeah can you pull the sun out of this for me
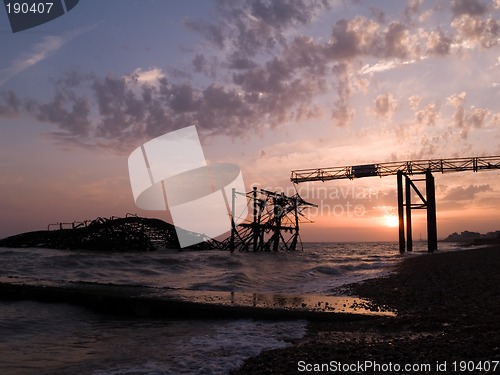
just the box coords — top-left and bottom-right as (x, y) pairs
(384, 215), (399, 228)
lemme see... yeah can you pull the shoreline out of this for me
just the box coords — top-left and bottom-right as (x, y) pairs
(233, 245), (500, 374)
(0, 277), (393, 321)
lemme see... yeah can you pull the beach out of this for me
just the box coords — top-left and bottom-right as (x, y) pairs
(0, 242), (496, 373)
(0, 242), (409, 373)
(234, 246), (500, 374)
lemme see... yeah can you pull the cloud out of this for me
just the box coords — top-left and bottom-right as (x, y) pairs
(416, 134), (438, 159)
(189, 3), (456, 81)
(404, 0), (424, 23)
(426, 28), (453, 55)
(451, 14), (500, 49)
(192, 54), (219, 78)
(0, 36), (64, 86)
(467, 106), (490, 128)
(185, 0), (329, 59)
(408, 95), (421, 112)
(326, 17), (380, 60)
(331, 63), (354, 127)
(35, 92), (92, 137)
(2, 1), (500, 152)
(0, 24), (334, 148)
(127, 67), (166, 87)
(447, 92), (491, 138)
(451, 0), (488, 18)
(415, 102), (440, 127)
(359, 60), (402, 75)
(493, 112), (500, 127)
(369, 6), (385, 24)
(0, 91), (21, 118)
(0, 25), (95, 87)
(369, 93), (398, 120)
(10, 65), (326, 150)
(232, 58), (293, 94)
(447, 91), (466, 129)
(384, 22), (412, 58)
(444, 184), (492, 201)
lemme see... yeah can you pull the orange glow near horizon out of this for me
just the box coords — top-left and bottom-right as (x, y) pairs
(384, 215), (399, 228)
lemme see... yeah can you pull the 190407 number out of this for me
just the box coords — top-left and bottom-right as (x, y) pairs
(452, 360), (499, 372)
(6, 2), (54, 14)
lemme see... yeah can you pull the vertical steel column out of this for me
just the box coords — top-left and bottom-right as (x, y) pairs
(229, 188), (236, 253)
(405, 175), (413, 252)
(252, 187), (259, 252)
(273, 193), (286, 251)
(272, 195), (282, 252)
(397, 171), (405, 254)
(291, 196), (299, 251)
(426, 171), (437, 252)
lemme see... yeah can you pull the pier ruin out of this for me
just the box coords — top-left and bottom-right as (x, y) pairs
(291, 156), (500, 253)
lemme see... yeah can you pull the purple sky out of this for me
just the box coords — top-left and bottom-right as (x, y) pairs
(1, 0), (500, 241)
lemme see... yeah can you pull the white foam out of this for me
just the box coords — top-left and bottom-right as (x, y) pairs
(92, 319), (307, 375)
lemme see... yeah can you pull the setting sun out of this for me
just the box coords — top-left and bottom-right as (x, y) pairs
(384, 215), (399, 228)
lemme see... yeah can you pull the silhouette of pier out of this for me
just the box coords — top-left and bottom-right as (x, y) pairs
(0, 214), (217, 251)
(223, 187), (317, 252)
(291, 156), (500, 253)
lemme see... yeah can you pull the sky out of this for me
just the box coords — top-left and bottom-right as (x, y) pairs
(1, 0), (500, 242)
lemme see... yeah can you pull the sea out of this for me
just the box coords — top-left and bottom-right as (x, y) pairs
(0, 241), (463, 374)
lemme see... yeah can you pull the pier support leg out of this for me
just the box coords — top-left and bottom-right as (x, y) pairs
(426, 171), (437, 253)
(272, 193), (284, 252)
(397, 171), (405, 254)
(405, 176), (413, 252)
(252, 187), (259, 252)
(230, 188), (236, 253)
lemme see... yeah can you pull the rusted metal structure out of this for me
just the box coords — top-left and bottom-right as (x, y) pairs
(291, 156), (500, 253)
(222, 187), (317, 252)
(1, 214), (217, 251)
(2, 195), (317, 252)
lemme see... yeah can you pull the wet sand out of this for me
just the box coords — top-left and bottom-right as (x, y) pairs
(0, 277), (392, 321)
(233, 246), (500, 374)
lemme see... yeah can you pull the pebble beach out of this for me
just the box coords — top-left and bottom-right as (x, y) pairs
(234, 246), (500, 374)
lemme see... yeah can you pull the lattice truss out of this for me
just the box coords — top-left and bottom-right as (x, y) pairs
(291, 156), (500, 183)
(222, 188), (316, 252)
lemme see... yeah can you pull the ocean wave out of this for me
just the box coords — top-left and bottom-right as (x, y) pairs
(339, 261), (386, 272)
(188, 270), (253, 292)
(0, 242), (404, 295)
(205, 254), (244, 268)
(312, 265), (344, 276)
